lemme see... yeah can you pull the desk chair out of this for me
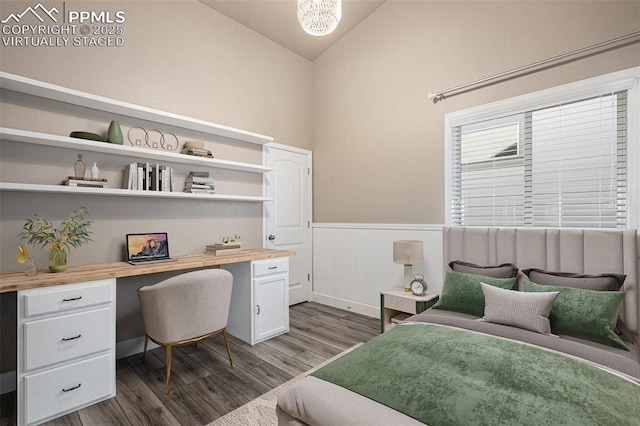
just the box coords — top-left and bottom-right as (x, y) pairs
(137, 269), (234, 393)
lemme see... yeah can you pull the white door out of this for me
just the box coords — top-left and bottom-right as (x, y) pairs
(264, 144), (312, 305)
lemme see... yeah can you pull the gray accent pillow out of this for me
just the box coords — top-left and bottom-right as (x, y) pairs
(522, 268), (626, 291)
(449, 260), (518, 278)
(480, 282), (559, 334)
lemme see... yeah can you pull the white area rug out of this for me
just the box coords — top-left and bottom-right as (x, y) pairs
(209, 343), (363, 426)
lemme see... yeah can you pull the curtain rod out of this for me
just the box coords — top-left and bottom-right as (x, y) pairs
(428, 31), (640, 103)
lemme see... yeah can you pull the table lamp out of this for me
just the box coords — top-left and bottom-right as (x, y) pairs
(393, 240), (424, 292)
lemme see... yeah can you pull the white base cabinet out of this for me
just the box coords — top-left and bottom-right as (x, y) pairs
(223, 257), (289, 345)
(17, 279), (116, 426)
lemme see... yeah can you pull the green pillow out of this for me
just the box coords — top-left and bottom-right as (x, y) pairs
(432, 271), (517, 317)
(522, 280), (627, 350)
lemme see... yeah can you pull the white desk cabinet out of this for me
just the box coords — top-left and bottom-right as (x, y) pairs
(17, 279), (116, 425)
(223, 257), (289, 345)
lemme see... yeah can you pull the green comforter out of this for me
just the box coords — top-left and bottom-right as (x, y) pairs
(311, 324), (640, 426)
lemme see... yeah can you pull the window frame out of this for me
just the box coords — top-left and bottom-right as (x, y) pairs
(444, 67), (640, 229)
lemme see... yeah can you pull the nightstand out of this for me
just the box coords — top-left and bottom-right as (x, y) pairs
(380, 287), (439, 333)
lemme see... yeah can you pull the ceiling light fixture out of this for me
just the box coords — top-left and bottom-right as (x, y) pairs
(297, 0), (342, 37)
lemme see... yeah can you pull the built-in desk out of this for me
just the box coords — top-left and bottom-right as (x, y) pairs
(2, 249), (294, 425)
(0, 249), (295, 293)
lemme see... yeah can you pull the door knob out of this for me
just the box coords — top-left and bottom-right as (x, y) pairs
(268, 235), (276, 241)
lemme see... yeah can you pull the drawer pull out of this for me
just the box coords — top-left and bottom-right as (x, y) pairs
(268, 266), (278, 270)
(62, 334), (82, 341)
(62, 383), (82, 392)
(62, 296), (83, 302)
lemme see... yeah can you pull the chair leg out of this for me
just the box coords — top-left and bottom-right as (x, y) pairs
(222, 328), (233, 368)
(166, 344), (173, 393)
(141, 334), (149, 364)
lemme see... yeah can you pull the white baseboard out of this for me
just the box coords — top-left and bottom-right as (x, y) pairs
(312, 292), (379, 319)
(0, 370), (16, 394)
(116, 336), (159, 359)
(312, 225), (443, 320)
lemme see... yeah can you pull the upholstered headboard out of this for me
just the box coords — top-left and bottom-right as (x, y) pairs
(443, 227), (639, 338)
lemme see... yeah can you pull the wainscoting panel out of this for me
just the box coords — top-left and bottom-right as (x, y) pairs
(312, 224), (444, 318)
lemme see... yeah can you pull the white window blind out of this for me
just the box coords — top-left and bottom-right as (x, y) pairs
(451, 91), (627, 228)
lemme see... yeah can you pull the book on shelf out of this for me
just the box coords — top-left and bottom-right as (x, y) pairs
(144, 162), (151, 190)
(186, 185), (214, 192)
(185, 176), (215, 184)
(150, 164), (169, 191)
(123, 163), (174, 192)
(64, 176), (107, 182)
(181, 147), (213, 158)
(186, 172), (214, 182)
(65, 182), (109, 188)
(185, 171), (214, 193)
(185, 183), (215, 190)
(122, 163), (134, 189)
(63, 177), (109, 188)
(184, 188), (216, 194)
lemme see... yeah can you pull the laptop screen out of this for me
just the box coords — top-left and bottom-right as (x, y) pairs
(126, 233), (170, 262)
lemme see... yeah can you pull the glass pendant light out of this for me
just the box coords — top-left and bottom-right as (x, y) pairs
(297, 0), (342, 36)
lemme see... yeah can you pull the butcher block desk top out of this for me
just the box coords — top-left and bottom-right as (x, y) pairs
(0, 249), (296, 293)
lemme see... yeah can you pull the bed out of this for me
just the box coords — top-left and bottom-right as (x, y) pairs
(276, 227), (640, 425)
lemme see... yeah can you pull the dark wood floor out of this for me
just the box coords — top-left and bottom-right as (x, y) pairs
(1, 302), (379, 426)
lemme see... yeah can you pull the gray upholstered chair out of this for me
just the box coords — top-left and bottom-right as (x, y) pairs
(137, 268), (234, 393)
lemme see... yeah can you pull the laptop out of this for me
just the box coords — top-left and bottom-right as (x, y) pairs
(126, 232), (176, 265)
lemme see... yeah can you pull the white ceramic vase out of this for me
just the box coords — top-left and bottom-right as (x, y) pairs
(91, 162), (99, 179)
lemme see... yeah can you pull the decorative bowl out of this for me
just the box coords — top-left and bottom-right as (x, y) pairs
(70, 131), (103, 141)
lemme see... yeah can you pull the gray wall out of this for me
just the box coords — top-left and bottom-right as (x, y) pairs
(312, 0), (640, 223)
(0, 0), (312, 374)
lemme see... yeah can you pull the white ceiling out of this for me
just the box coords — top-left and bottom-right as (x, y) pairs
(199, 0), (386, 61)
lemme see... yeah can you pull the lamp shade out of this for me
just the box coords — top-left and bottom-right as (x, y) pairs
(393, 240), (424, 265)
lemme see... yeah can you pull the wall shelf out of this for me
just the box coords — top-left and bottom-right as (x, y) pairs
(0, 73), (274, 204)
(0, 128), (272, 174)
(0, 72), (274, 146)
(0, 182), (272, 203)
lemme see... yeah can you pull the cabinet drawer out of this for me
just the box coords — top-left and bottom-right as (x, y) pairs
(384, 294), (417, 314)
(24, 353), (113, 425)
(23, 279), (114, 317)
(253, 258), (289, 277)
(24, 308), (112, 371)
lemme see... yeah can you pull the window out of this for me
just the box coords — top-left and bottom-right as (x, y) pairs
(446, 68), (639, 229)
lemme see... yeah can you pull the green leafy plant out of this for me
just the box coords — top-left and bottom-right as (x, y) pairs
(222, 234), (241, 244)
(19, 207), (93, 252)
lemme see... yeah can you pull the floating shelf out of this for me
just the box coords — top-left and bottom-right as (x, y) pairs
(0, 182), (272, 203)
(0, 71), (274, 146)
(0, 128), (272, 174)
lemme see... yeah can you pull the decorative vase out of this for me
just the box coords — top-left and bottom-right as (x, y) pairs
(24, 257), (38, 276)
(74, 154), (86, 178)
(107, 121), (124, 144)
(49, 247), (68, 273)
(91, 162), (99, 179)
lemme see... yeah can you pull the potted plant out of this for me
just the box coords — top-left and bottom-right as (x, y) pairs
(221, 234), (241, 247)
(19, 207), (93, 273)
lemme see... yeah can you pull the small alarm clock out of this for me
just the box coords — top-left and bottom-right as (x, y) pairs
(410, 273), (427, 296)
